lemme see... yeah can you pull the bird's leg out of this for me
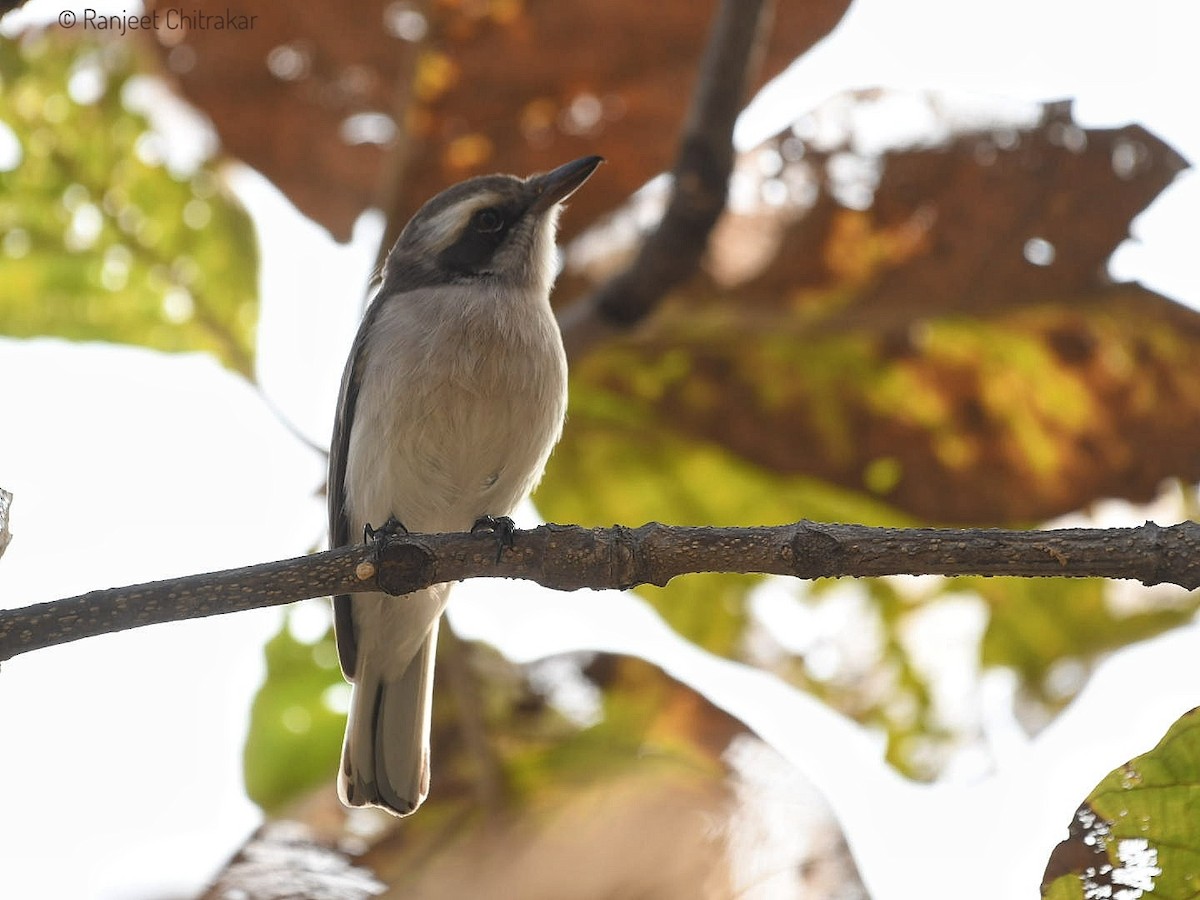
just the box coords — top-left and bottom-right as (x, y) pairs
(364, 515), (409, 557)
(470, 515), (516, 563)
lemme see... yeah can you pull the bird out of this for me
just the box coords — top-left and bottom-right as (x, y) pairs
(328, 155), (603, 816)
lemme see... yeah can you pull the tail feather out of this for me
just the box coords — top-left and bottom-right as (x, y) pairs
(339, 621), (438, 816)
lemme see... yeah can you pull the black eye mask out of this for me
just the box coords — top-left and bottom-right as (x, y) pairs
(439, 201), (525, 276)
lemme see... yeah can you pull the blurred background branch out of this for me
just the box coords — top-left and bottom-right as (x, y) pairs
(557, 0), (772, 359)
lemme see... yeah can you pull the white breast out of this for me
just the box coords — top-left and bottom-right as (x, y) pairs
(343, 280), (568, 538)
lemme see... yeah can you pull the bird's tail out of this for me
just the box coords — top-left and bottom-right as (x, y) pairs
(339, 620), (438, 816)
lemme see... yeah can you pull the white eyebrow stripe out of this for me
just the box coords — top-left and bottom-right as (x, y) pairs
(421, 191), (508, 251)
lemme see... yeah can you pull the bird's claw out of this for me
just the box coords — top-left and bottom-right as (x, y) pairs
(365, 516), (408, 558)
(471, 515), (516, 563)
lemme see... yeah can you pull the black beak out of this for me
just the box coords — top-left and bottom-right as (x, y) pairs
(529, 155), (604, 212)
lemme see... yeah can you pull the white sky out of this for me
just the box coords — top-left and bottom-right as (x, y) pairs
(1, 1), (1198, 898)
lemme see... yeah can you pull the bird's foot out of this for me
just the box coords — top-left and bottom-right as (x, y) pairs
(365, 516), (409, 556)
(471, 515), (516, 563)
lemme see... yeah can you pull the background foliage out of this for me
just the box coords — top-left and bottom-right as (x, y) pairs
(2, 1), (1198, 896)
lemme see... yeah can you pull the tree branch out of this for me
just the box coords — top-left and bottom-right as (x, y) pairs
(3, 520), (1198, 663)
(557, 0), (774, 359)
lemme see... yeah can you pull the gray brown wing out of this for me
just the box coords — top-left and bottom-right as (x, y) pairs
(329, 297), (384, 680)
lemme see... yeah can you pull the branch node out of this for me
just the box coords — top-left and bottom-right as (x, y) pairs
(613, 525), (640, 590)
(790, 520), (845, 579)
(376, 539), (436, 595)
(1140, 519), (1168, 587)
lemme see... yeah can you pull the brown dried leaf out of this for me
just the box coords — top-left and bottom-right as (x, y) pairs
(143, 0), (852, 241)
(735, 98), (1188, 328)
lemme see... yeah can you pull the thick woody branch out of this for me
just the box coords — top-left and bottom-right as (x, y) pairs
(2, 520), (1197, 663)
(558, 0), (773, 359)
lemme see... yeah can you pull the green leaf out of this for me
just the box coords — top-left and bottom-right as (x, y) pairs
(1042, 707), (1200, 897)
(243, 607), (346, 812)
(1041, 874), (1083, 900)
(0, 31), (258, 375)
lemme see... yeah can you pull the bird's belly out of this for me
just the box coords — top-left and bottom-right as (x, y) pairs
(344, 368), (563, 537)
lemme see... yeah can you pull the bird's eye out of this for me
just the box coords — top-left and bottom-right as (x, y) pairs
(472, 208), (504, 233)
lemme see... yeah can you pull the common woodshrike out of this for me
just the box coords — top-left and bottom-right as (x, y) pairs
(328, 155), (603, 816)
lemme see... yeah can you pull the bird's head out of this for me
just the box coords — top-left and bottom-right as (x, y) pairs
(383, 155), (603, 294)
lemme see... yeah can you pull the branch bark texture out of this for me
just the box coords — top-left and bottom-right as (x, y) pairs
(2, 520), (1197, 663)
